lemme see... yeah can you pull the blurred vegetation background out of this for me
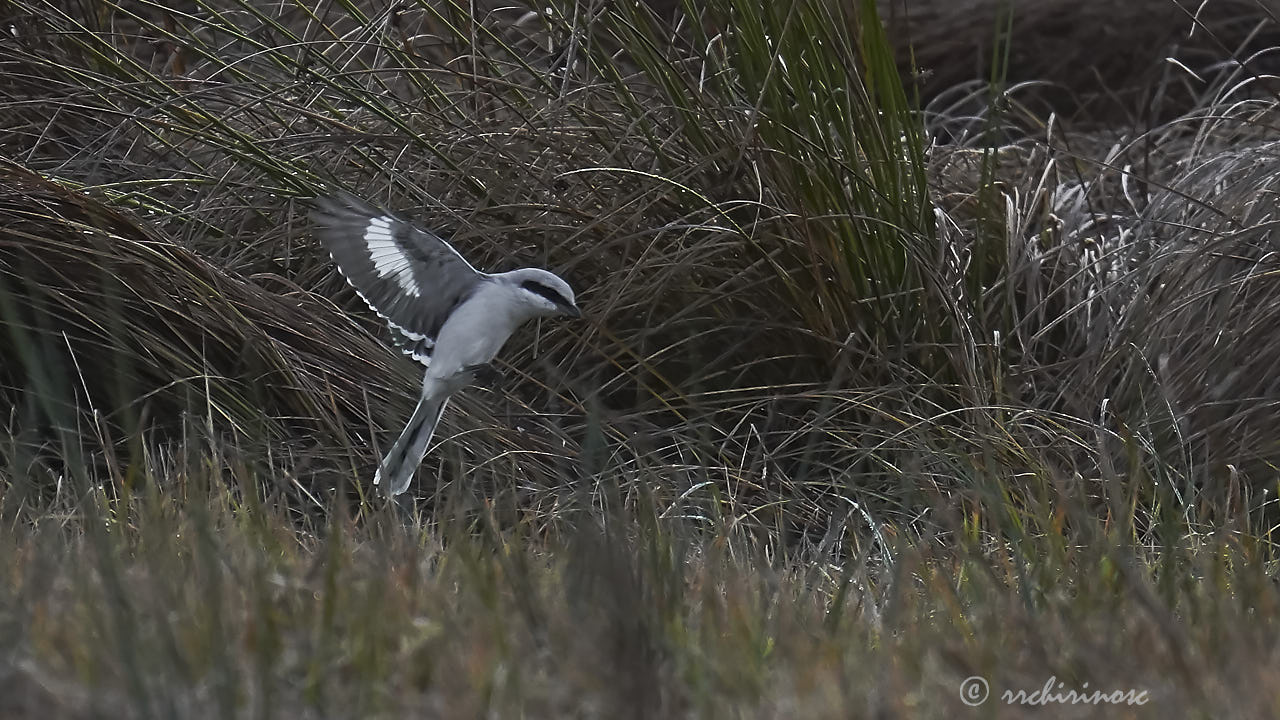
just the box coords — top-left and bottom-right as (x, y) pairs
(2, 0), (1280, 717)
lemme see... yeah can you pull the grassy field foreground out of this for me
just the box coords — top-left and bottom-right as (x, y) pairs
(2, 472), (1279, 718)
(4, 0), (1280, 716)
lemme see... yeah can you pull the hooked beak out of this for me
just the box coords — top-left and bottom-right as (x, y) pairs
(561, 303), (582, 319)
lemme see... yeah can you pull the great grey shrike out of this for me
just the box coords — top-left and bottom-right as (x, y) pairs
(311, 192), (580, 496)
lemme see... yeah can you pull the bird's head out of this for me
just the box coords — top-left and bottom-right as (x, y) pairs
(503, 268), (581, 320)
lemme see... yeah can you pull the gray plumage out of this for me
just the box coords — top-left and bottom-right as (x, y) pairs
(312, 192), (581, 496)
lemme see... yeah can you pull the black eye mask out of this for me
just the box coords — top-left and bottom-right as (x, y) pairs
(521, 279), (571, 307)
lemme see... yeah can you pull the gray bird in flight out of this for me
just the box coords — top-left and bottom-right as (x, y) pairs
(312, 192), (580, 496)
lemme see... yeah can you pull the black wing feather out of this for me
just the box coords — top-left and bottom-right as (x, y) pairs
(311, 192), (484, 364)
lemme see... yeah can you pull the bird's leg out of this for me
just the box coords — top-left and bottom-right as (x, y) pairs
(463, 362), (502, 387)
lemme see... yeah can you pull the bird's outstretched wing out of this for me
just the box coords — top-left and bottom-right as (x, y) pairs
(311, 192), (484, 365)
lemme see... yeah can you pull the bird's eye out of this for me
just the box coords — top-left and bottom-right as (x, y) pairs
(521, 280), (569, 306)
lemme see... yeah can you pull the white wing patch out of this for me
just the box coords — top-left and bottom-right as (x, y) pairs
(313, 194), (486, 372)
(364, 217), (421, 297)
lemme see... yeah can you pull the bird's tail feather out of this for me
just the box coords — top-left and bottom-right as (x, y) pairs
(374, 393), (450, 497)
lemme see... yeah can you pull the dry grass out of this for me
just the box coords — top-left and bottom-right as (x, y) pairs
(2, 0), (1280, 716)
